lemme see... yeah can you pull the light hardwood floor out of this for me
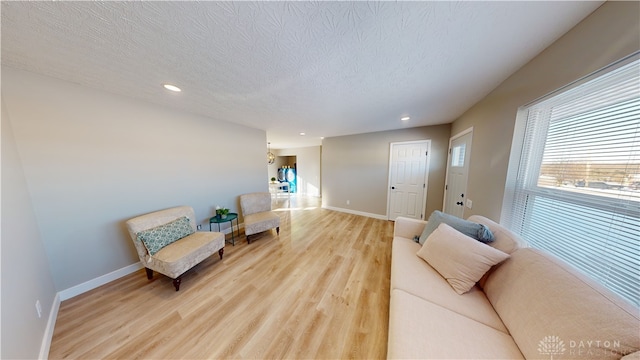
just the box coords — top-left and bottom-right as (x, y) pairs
(49, 196), (394, 359)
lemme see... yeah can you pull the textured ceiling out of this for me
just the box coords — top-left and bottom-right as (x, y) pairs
(1, 1), (602, 149)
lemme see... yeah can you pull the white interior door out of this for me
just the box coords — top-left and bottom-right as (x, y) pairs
(444, 130), (472, 218)
(388, 141), (430, 221)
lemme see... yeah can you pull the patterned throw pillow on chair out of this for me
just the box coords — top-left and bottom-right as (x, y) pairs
(137, 216), (194, 255)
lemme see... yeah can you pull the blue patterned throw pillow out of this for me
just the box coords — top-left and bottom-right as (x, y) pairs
(137, 216), (194, 255)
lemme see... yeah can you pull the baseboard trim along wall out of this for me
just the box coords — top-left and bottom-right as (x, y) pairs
(43, 224), (246, 358)
(59, 262), (144, 301)
(40, 262), (143, 359)
(57, 223), (245, 302)
(322, 205), (388, 220)
(39, 293), (60, 360)
(202, 221), (244, 235)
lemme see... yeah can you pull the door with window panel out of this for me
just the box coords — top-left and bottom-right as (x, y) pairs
(444, 131), (472, 218)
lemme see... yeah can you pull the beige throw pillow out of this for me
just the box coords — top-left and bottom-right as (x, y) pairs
(417, 223), (510, 294)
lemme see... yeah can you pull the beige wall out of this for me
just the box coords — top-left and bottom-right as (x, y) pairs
(2, 67), (267, 293)
(322, 125), (451, 218)
(1, 97), (58, 359)
(451, 1), (640, 221)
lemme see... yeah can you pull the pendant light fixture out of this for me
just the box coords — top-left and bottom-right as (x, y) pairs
(267, 142), (276, 165)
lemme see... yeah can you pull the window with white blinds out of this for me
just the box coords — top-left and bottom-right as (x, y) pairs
(501, 53), (640, 307)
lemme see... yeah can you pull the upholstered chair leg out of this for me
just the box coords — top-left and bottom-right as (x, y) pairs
(218, 248), (224, 259)
(276, 227), (280, 235)
(173, 276), (182, 291)
(145, 268), (153, 280)
(247, 235), (252, 244)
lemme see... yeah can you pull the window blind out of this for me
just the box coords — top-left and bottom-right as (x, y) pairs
(502, 53), (640, 307)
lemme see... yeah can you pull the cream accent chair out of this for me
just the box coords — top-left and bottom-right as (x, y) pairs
(126, 206), (225, 291)
(240, 192), (280, 243)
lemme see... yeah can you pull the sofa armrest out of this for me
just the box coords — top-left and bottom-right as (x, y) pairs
(394, 217), (427, 240)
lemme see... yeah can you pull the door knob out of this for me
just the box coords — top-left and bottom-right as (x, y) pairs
(456, 202), (463, 206)
(391, 186), (395, 189)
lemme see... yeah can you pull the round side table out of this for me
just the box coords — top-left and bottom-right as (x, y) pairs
(209, 212), (239, 245)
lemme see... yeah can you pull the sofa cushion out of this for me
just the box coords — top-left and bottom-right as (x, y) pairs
(387, 289), (524, 360)
(137, 216), (194, 255)
(151, 231), (225, 279)
(417, 223), (510, 294)
(419, 210), (494, 245)
(393, 216), (427, 240)
(623, 351), (640, 360)
(391, 236), (509, 333)
(466, 215), (526, 254)
(244, 211), (280, 236)
(484, 248), (640, 360)
(466, 215), (528, 288)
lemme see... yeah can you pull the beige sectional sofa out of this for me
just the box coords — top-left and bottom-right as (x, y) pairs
(388, 215), (640, 360)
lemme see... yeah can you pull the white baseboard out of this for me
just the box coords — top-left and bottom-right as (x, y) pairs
(58, 262), (143, 301)
(39, 293), (60, 360)
(322, 205), (388, 220)
(40, 263), (142, 359)
(205, 224), (244, 236)
(56, 226), (243, 302)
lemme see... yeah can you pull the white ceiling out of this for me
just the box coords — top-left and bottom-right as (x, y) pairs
(1, 1), (602, 149)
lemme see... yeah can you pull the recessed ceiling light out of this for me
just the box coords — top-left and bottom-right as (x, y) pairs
(299, 132), (306, 136)
(163, 84), (181, 92)
(401, 116), (410, 121)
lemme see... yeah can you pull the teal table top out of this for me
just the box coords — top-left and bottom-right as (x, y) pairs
(209, 212), (238, 223)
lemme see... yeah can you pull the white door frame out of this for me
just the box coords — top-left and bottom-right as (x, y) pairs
(443, 127), (473, 215)
(386, 140), (431, 220)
